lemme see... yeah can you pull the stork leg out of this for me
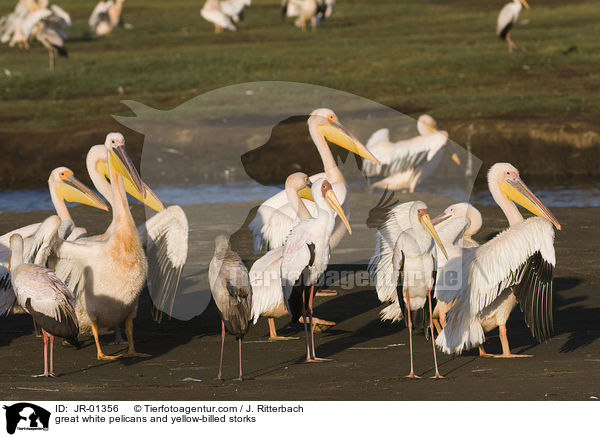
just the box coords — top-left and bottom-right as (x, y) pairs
(121, 317), (150, 357)
(404, 288), (420, 378)
(91, 321), (119, 360)
(427, 288), (444, 379)
(307, 285), (331, 362)
(48, 334), (55, 377)
(506, 31), (516, 53)
(268, 318), (298, 341)
(493, 324), (533, 358)
(33, 330), (52, 377)
(217, 320), (225, 380)
(301, 288), (313, 363)
(235, 338), (243, 381)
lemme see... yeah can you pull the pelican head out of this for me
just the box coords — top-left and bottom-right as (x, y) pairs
(488, 163), (560, 230)
(313, 178), (352, 234)
(286, 172), (313, 201)
(411, 201), (448, 260)
(89, 144), (165, 212)
(213, 234), (231, 256)
(48, 167), (109, 211)
(104, 132), (154, 206)
(416, 114), (439, 135)
(309, 108), (381, 164)
(433, 202), (482, 237)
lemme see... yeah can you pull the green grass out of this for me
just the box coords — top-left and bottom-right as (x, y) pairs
(0, 0), (599, 131)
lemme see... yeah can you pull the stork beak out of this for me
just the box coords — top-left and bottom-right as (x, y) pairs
(109, 144), (146, 198)
(520, 0), (530, 9)
(432, 212), (452, 227)
(419, 212), (448, 260)
(501, 177), (561, 230)
(451, 152), (461, 166)
(56, 175), (109, 211)
(323, 186), (352, 235)
(318, 120), (381, 165)
(99, 158), (164, 212)
(297, 186), (314, 202)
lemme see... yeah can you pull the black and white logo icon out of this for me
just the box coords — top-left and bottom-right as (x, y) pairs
(3, 403), (50, 434)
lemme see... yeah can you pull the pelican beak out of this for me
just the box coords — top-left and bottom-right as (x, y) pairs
(451, 152), (461, 166)
(56, 174), (109, 211)
(500, 177), (561, 230)
(520, 0), (530, 9)
(109, 144), (146, 198)
(101, 157), (164, 212)
(297, 186), (314, 202)
(419, 210), (448, 260)
(323, 183), (352, 235)
(432, 212), (452, 227)
(319, 120), (381, 165)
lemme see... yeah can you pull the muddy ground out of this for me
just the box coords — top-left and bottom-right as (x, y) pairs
(0, 196), (599, 401)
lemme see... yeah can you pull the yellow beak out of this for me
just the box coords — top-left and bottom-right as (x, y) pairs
(520, 0), (530, 9)
(500, 178), (561, 230)
(420, 213), (448, 260)
(297, 186), (314, 202)
(56, 176), (109, 211)
(318, 121), (381, 165)
(324, 189), (352, 235)
(98, 159), (165, 212)
(451, 152), (461, 166)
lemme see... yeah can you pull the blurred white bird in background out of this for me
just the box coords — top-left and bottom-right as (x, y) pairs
(201, 0), (250, 33)
(89, 0), (125, 36)
(497, 0), (530, 53)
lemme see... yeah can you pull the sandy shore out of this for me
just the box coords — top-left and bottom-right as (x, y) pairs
(0, 194), (599, 401)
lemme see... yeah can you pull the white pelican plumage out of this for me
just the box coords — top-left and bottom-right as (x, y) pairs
(9, 233), (79, 377)
(84, 144), (189, 323)
(209, 235), (252, 380)
(52, 133), (149, 360)
(281, 178), (351, 362)
(250, 172), (313, 341)
(497, 0), (530, 53)
(436, 163), (561, 358)
(363, 115), (460, 193)
(0, 167), (108, 317)
(220, 0), (250, 23)
(430, 203), (482, 334)
(89, 0), (124, 36)
(369, 200), (448, 378)
(249, 108), (380, 254)
(201, 0), (236, 33)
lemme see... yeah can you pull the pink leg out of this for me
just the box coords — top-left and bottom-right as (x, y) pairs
(308, 285), (330, 362)
(49, 334), (55, 377)
(427, 288), (444, 379)
(405, 289), (420, 378)
(33, 330), (50, 377)
(217, 321), (225, 380)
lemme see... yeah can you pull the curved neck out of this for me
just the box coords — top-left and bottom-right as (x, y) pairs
(308, 121), (344, 185)
(88, 157), (113, 204)
(107, 160), (134, 232)
(489, 181), (523, 226)
(285, 186), (312, 220)
(49, 182), (71, 221)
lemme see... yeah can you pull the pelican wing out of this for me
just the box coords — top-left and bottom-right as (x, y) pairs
(89, 1), (112, 28)
(138, 206), (189, 322)
(362, 128), (392, 177)
(368, 201), (413, 303)
(0, 269), (15, 316)
(201, 2), (236, 31)
(281, 233), (315, 312)
(436, 217), (556, 354)
(249, 246), (284, 323)
(19, 8), (51, 38)
(382, 132), (447, 178)
(49, 4), (71, 28)
(25, 215), (61, 266)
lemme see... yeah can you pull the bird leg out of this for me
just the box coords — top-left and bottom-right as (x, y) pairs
(301, 288), (313, 363)
(49, 334), (55, 376)
(492, 324), (533, 358)
(308, 285), (330, 362)
(311, 16), (317, 31)
(433, 319), (442, 335)
(217, 320), (225, 380)
(33, 330), (53, 377)
(91, 321), (119, 360)
(268, 318), (298, 341)
(506, 31), (516, 53)
(427, 288), (444, 379)
(404, 288), (420, 378)
(235, 338), (243, 381)
(439, 311), (447, 328)
(121, 317), (150, 357)
(478, 345), (494, 358)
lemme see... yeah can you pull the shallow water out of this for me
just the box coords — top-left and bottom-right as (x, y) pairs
(0, 182), (599, 213)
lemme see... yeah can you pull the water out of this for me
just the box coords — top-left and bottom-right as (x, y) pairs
(1, 182), (599, 213)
